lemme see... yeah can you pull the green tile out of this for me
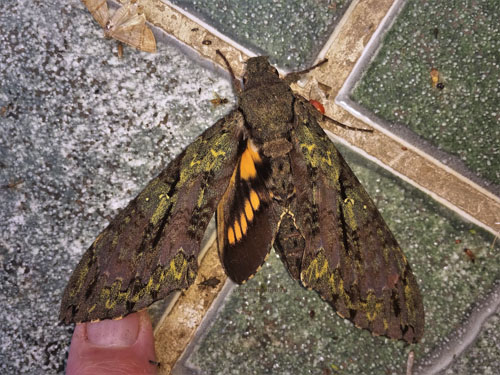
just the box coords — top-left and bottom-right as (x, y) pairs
(351, 0), (500, 186)
(187, 141), (499, 375)
(170, 0), (352, 70)
(439, 309), (500, 375)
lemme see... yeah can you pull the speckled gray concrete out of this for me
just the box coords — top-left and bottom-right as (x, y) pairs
(0, 1), (234, 373)
(170, 0), (351, 70)
(351, 0), (500, 190)
(184, 143), (500, 375)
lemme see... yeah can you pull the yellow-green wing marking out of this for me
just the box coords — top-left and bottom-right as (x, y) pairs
(60, 111), (245, 323)
(289, 98), (424, 343)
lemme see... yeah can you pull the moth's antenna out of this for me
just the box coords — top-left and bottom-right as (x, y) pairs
(284, 59), (328, 85)
(284, 59), (373, 133)
(322, 115), (373, 133)
(216, 50), (242, 94)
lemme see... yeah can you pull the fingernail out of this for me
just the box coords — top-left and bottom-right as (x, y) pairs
(86, 313), (140, 347)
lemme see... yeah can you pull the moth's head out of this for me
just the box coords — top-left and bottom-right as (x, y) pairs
(243, 57), (281, 89)
(239, 57), (294, 148)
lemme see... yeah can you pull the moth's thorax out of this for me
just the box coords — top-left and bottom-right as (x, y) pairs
(239, 82), (295, 146)
(106, 1), (138, 32)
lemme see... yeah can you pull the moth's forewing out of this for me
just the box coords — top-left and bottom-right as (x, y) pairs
(82, 0), (109, 28)
(106, 2), (156, 53)
(60, 111), (244, 323)
(216, 141), (277, 283)
(287, 98), (424, 343)
(133, 23), (156, 53)
(273, 158), (309, 281)
(82, 0), (156, 53)
(107, 15), (156, 53)
(105, 0), (137, 29)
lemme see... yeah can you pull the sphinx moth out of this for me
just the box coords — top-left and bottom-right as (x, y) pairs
(82, 0), (156, 53)
(60, 53), (424, 343)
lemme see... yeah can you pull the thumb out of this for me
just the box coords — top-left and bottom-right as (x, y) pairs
(66, 311), (158, 375)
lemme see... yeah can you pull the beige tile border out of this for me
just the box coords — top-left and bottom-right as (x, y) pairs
(134, 0), (499, 371)
(153, 236), (227, 374)
(141, 0), (250, 75)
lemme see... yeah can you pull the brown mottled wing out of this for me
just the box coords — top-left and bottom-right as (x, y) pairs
(216, 140), (277, 284)
(287, 98), (424, 343)
(60, 111), (245, 323)
(109, 22), (156, 53)
(105, 2), (156, 53)
(81, 0), (109, 28)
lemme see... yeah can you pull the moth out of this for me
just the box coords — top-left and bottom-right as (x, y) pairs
(82, 0), (156, 53)
(60, 52), (425, 343)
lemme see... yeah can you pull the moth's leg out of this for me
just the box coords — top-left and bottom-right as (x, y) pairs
(216, 50), (242, 94)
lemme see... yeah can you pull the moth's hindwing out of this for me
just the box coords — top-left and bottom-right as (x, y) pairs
(288, 98), (424, 343)
(216, 140), (277, 284)
(60, 111), (245, 323)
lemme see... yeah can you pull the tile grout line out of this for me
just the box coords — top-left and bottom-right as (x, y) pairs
(415, 281), (500, 375)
